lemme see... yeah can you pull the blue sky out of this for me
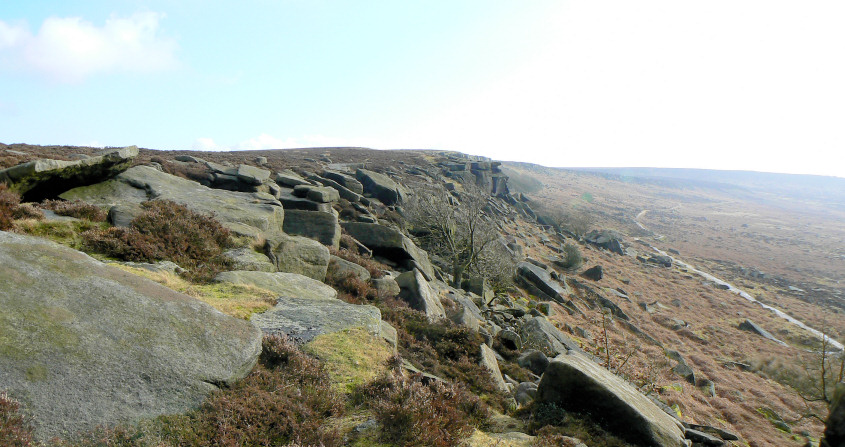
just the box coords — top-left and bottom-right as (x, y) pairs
(2, 1), (844, 177)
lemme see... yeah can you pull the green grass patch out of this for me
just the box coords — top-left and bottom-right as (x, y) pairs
(14, 219), (109, 250)
(304, 328), (393, 394)
(113, 265), (277, 319)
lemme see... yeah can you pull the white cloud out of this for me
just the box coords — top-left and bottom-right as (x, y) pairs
(0, 12), (177, 83)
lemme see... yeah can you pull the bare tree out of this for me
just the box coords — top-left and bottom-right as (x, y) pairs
(801, 334), (845, 406)
(555, 207), (593, 237)
(405, 182), (507, 288)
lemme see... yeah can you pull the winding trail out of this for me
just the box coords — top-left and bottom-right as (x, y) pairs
(634, 210), (843, 351)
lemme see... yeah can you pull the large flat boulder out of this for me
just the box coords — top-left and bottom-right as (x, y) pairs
(516, 262), (570, 303)
(537, 351), (685, 447)
(251, 297), (382, 344)
(0, 146), (138, 200)
(356, 168), (404, 205)
(214, 270), (337, 301)
(61, 165), (285, 239)
(282, 209), (341, 248)
(264, 233), (331, 281)
(0, 231), (262, 441)
(341, 222), (434, 277)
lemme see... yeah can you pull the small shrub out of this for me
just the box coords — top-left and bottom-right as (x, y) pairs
(81, 200), (234, 282)
(0, 392), (34, 447)
(378, 304), (508, 408)
(82, 226), (164, 262)
(354, 372), (488, 447)
(41, 199), (107, 222)
(327, 271), (376, 304)
(0, 183), (21, 230)
(558, 243), (583, 269)
(159, 159), (212, 183)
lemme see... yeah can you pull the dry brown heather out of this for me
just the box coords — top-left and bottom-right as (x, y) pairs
(502, 164), (845, 446)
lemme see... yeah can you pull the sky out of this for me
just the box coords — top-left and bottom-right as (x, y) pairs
(1, 1), (843, 177)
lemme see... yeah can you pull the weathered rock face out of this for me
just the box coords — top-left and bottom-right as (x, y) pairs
(322, 170), (364, 194)
(293, 184), (340, 203)
(214, 270), (338, 301)
(519, 316), (583, 356)
(328, 255), (372, 282)
(537, 351), (685, 447)
(516, 262), (569, 303)
(264, 234), (331, 281)
(275, 170), (313, 188)
(310, 174), (363, 202)
(0, 231), (262, 441)
(222, 248), (276, 272)
(341, 222), (434, 277)
(823, 382), (845, 447)
(356, 168), (404, 205)
(0, 146), (138, 200)
(251, 297), (382, 344)
(581, 265), (603, 281)
(282, 209), (341, 248)
(61, 165), (285, 239)
(480, 344), (510, 393)
(396, 269), (446, 320)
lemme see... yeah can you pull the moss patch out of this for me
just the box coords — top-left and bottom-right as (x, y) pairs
(113, 265), (277, 319)
(304, 328), (392, 394)
(464, 429), (533, 447)
(14, 219), (108, 250)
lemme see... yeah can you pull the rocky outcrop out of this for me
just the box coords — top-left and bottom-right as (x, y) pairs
(328, 255), (372, 282)
(0, 231), (262, 441)
(356, 168), (404, 205)
(310, 174), (363, 202)
(738, 319), (787, 346)
(396, 269), (446, 320)
(264, 234), (331, 281)
(214, 270), (337, 301)
(0, 146), (138, 200)
(581, 265), (603, 281)
(322, 169), (364, 194)
(537, 351), (685, 447)
(519, 316), (583, 356)
(480, 344), (510, 393)
(61, 165), (285, 239)
(222, 248), (276, 272)
(516, 262), (569, 303)
(282, 209), (341, 248)
(251, 296), (381, 344)
(341, 222), (434, 277)
(585, 230), (625, 255)
(293, 184), (340, 203)
(275, 170), (313, 188)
